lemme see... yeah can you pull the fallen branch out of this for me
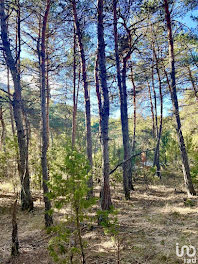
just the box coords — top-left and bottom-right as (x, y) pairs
(109, 148), (155, 175)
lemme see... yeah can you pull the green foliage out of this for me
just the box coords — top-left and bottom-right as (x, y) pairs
(48, 146), (96, 263)
(0, 135), (18, 183)
(97, 207), (119, 236)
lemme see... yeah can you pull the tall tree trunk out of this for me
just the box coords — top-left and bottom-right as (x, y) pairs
(130, 64), (136, 153)
(71, 0), (93, 197)
(0, 0), (33, 211)
(41, 0), (53, 227)
(164, 0), (196, 196)
(113, 0), (132, 198)
(121, 57), (133, 195)
(7, 64), (19, 184)
(147, 79), (155, 137)
(16, 0), (32, 209)
(152, 44), (163, 178)
(98, 0), (112, 210)
(151, 47), (158, 138)
(95, 54), (102, 132)
(7, 67), (16, 136)
(72, 26), (77, 148)
(46, 25), (50, 146)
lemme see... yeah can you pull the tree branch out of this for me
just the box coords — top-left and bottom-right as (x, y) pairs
(109, 148), (155, 175)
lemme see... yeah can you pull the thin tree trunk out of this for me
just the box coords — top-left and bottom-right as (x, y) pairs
(46, 26), (50, 146)
(75, 207), (86, 264)
(147, 79), (155, 137)
(16, 0), (32, 209)
(152, 44), (163, 178)
(7, 67), (16, 136)
(0, 0), (33, 211)
(7, 64), (19, 184)
(98, 0), (112, 210)
(113, 0), (132, 198)
(72, 26), (77, 148)
(41, 0), (53, 227)
(151, 47), (158, 138)
(121, 56), (133, 195)
(130, 64), (136, 153)
(164, 0), (196, 196)
(0, 105), (8, 177)
(16, 0), (21, 74)
(0, 106), (6, 151)
(72, 0), (93, 197)
(95, 53), (102, 132)
(187, 66), (198, 101)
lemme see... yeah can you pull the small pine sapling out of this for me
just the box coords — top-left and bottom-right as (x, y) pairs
(48, 146), (96, 264)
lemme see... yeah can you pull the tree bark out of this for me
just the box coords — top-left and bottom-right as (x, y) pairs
(130, 64), (136, 154)
(95, 53), (102, 133)
(147, 79), (155, 137)
(0, 106), (6, 151)
(121, 56), (133, 196)
(0, 0), (33, 211)
(46, 25), (50, 146)
(152, 44), (163, 179)
(164, 0), (196, 196)
(71, 0), (93, 197)
(41, 0), (53, 227)
(113, 0), (132, 199)
(72, 26), (78, 148)
(98, 0), (112, 210)
(151, 46), (158, 138)
(7, 67), (16, 136)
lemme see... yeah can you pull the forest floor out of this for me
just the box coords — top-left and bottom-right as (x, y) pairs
(0, 170), (198, 264)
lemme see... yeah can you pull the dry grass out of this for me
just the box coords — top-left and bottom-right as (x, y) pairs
(0, 172), (197, 264)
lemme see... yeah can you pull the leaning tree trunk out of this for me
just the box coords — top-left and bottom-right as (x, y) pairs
(0, 0), (33, 211)
(98, 0), (112, 210)
(72, 0), (93, 197)
(164, 0), (196, 196)
(41, 0), (53, 227)
(113, 0), (132, 199)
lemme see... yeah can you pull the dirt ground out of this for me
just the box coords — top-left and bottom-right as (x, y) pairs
(0, 172), (198, 264)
